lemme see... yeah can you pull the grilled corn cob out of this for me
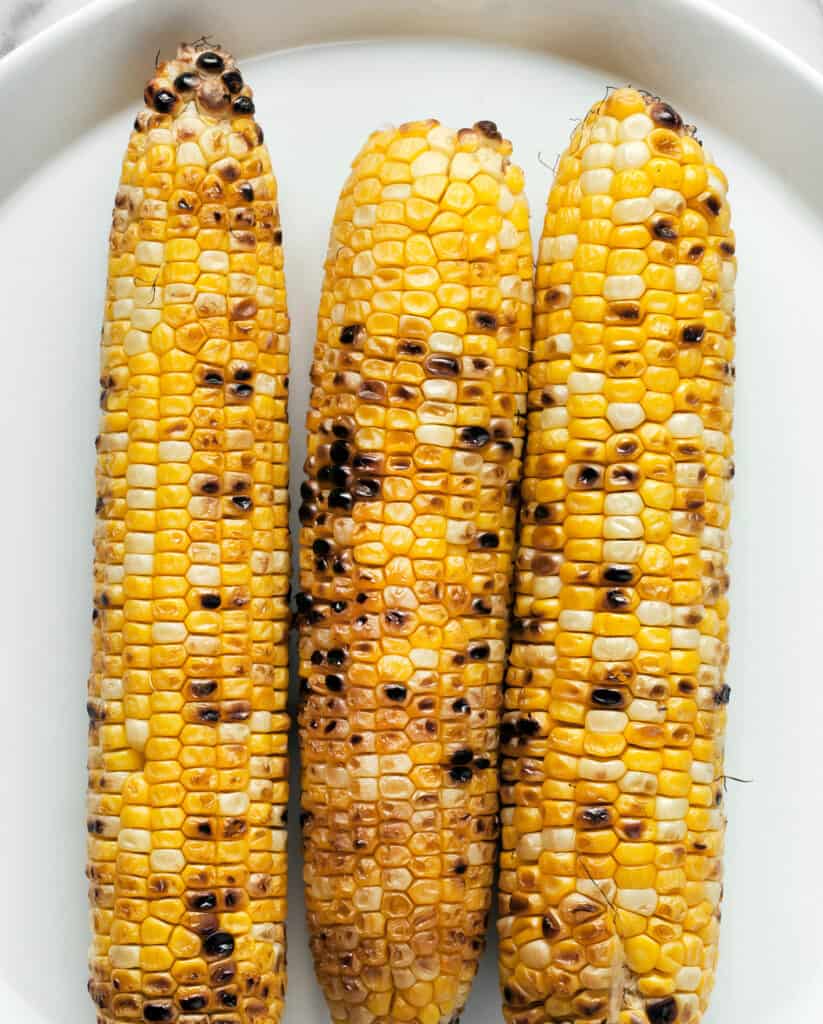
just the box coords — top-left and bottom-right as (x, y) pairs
(498, 89), (735, 1024)
(297, 119), (533, 1024)
(86, 43), (290, 1024)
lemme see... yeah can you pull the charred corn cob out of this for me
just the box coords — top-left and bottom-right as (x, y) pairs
(297, 119), (533, 1024)
(498, 89), (735, 1024)
(87, 43), (290, 1024)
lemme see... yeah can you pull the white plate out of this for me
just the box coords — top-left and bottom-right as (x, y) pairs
(1, 1), (822, 1021)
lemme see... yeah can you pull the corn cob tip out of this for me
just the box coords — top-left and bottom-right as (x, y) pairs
(139, 41), (256, 127)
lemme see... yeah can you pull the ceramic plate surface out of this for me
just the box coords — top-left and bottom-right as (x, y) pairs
(1, 0), (821, 1020)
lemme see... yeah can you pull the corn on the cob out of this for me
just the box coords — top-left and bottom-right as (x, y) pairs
(297, 119), (533, 1024)
(498, 89), (735, 1024)
(86, 43), (290, 1024)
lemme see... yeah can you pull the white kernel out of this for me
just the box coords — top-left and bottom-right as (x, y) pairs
(703, 525), (728, 550)
(549, 332), (572, 353)
(353, 887), (382, 912)
(410, 648), (438, 668)
(580, 168), (613, 194)
(558, 610), (594, 632)
(666, 413), (703, 437)
(582, 143), (615, 169)
(411, 150), (448, 176)
(124, 532), (153, 554)
(516, 833), (543, 862)
(691, 761), (715, 784)
(199, 250), (229, 272)
(533, 576), (561, 598)
(123, 329), (149, 356)
(603, 274), (645, 301)
(593, 636), (638, 660)
(135, 241), (163, 265)
(219, 723), (249, 743)
(579, 758), (625, 781)
(700, 635), (724, 665)
(612, 197), (654, 224)
(591, 115), (619, 142)
(126, 464), (156, 488)
(422, 379), (457, 401)
(675, 462), (704, 486)
(152, 622), (186, 644)
(498, 220), (519, 249)
(637, 600), (672, 626)
(539, 407), (568, 428)
(603, 540), (643, 562)
(219, 792), (249, 814)
(225, 429), (254, 449)
(250, 711), (272, 733)
(604, 492), (642, 514)
(123, 554), (153, 576)
(675, 264), (702, 292)
(104, 565), (124, 583)
(125, 719), (149, 751)
(108, 946), (140, 969)
(353, 251), (376, 277)
(428, 331), (462, 355)
(255, 373), (275, 396)
(177, 140), (205, 165)
(606, 402), (645, 430)
(415, 424), (454, 447)
(450, 151), (480, 181)
(119, 828), (150, 852)
(353, 204), (376, 227)
(704, 880), (723, 904)
(476, 146), (504, 176)
(656, 797), (688, 820)
(111, 299), (133, 319)
(382, 184), (411, 199)
(542, 828), (575, 852)
(671, 627), (700, 649)
(615, 889), (657, 915)
(619, 113), (654, 140)
(627, 699), (665, 724)
(586, 710), (628, 733)
(619, 770), (659, 793)
(126, 489), (155, 510)
(676, 966), (702, 991)
(614, 141), (650, 170)
(580, 966), (614, 989)
(497, 185), (515, 213)
(603, 515), (643, 539)
(553, 234), (579, 260)
(568, 371), (605, 394)
(427, 124), (457, 152)
(101, 678), (122, 700)
(719, 260), (737, 289)
(650, 187), (685, 214)
(186, 564), (220, 587)
(520, 939), (552, 970)
(158, 440), (191, 462)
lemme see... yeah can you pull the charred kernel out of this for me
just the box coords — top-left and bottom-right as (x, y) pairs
(721, 240), (736, 256)
(222, 70), (243, 93)
(453, 698), (470, 714)
(190, 892), (217, 910)
(604, 589), (630, 610)
(577, 465), (601, 487)
(233, 95), (255, 114)
(352, 477), (381, 499)
(220, 992), (238, 1007)
(475, 756), (491, 769)
(580, 806), (610, 827)
(385, 685), (407, 701)
(229, 382), (253, 398)
(196, 51), (225, 72)
(591, 688), (624, 707)
(299, 503), (317, 524)
(454, 862), (468, 874)
(516, 717), (540, 736)
(460, 426), (490, 448)
(653, 217), (678, 240)
(231, 495), (252, 511)
(473, 311), (497, 331)
(328, 490), (352, 510)
(450, 748), (474, 765)
(468, 642), (490, 661)
(449, 765), (473, 784)
(682, 323), (705, 343)
(330, 440), (350, 464)
(704, 193), (722, 215)
(478, 532), (499, 549)
(603, 565), (634, 584)
(174, 71), (199, 91)
(647, 997), (679, 1024)
(312, 539), (331, 557)
(472, 598), (492, 614)
(203, 370), (224, 386)
(203, 931), (235, 958)
(327, 648), (345, 666)
(715, 684), (732, 705)
(340, 324), (362, 345)
(325, 675), (343, 692)
(424, 355), (459, 377)
(151, 89), (177, 113)
(331, 601), (347, 613)
(239, 181), (254, 201)
(650, 100), (683, 130)
(143, 1005), (173, 1022)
